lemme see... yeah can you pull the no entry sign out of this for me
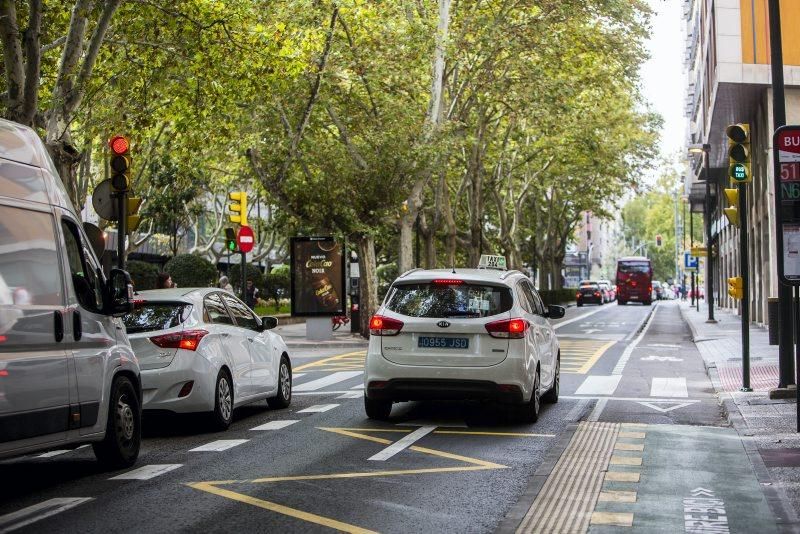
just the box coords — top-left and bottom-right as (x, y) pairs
(774, 126), (800, 284)
(237, 225), (255, 253)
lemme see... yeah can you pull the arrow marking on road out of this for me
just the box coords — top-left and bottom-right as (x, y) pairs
(636, 401), (695, 413)
(582, 329), (601, 334)
(691, 487), (714, 497)
(641, 355), (684, 362)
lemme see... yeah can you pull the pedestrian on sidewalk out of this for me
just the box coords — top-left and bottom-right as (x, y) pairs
(219, 275), (233, 293)
(244, 279), (259, 308)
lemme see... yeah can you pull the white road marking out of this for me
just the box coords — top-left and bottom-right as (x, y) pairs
(650, 377), (688, 398)
(553, 305), (612, 330)
(561, 395), (701, 403)
(575, 375), (622, 396)
(646, 343), (681, 348)
(684, 487), (729, 532)
(582, 328), (601, 334)
(109, 464), (183, 480)
(637, 401), (695, 413)
(567, 399), (590, 422)
(613, 303), (658, 374)
(297, 404), (339, 413)
(293, 371), (363, 392)
(587, 398), (608, 421)
(398, 419), (468, 428)
(336, 391), (363, 399)
(0, 497), (93, 533)
(368, 426), (436, 461)
(250, 420), (300, 431)
(189, 439), (248, 452)
(350, 384), (365, 390)
(293, 391), (351, 396)
(293, 373), (306, 379)
(36, 444), (89, 458)
(641, 355), (683, 362)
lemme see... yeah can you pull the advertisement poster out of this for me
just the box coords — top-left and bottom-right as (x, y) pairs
(783, 224), (800, 280)
(290, 237), (346, 316)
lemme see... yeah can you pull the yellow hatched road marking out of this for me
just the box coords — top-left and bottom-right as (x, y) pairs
(559, 339), (616, 374)
(294, 350), (366, 372)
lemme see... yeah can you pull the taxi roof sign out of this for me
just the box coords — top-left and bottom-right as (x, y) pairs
(478, 254), (507, 270)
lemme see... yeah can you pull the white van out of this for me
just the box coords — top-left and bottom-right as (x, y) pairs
(0, 119), (141, 468)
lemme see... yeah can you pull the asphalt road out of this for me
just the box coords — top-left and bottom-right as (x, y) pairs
(0, 300), (751, 533)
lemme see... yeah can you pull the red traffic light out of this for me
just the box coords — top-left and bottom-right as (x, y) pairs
(108, 135), (129, 155)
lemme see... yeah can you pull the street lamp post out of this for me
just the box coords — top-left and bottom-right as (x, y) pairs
(689, 143), (715, 322)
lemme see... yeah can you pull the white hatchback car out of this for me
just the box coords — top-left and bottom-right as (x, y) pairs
(123, 288), (292, 429)
(364, 265), (563, 422)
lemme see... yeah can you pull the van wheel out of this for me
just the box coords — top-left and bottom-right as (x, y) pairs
(268, 356), (292, 409)
(364, 396), (392, 420)
(93, 375), (140, 469)
(517, 369), (541, 423)
(542, 358), (559, 404)
(210, 370), (233, 430)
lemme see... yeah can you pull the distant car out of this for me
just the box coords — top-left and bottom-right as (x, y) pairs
(123, 288), (292, 430)
(364, 257), (564, 423)
(599, 279), (616, 301)
(576, 280), (604, 306)
(652, 281), (664, 300)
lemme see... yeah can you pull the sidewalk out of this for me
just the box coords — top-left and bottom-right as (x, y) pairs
(680, 300), (800, 530)
(273, 320), (368, 349)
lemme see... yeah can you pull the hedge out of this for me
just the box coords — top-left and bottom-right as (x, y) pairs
(538, 288), (577, 306)
(127, 260), (159, 291)
(164, 254), (217, 288)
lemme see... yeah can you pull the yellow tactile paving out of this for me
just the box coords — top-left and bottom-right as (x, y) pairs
(590, 511), (634, 527)
(619, 431), (646, 439)
(559, 339), (616, 374)
(614, 442), (645, 452)
(609, 455), (643, 466)
(598, 490), (637, 503)
(604, 471), (640, 483)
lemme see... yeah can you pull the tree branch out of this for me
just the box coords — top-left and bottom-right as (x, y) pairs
(0, 0), (25, 121)
(20, 0), (42, 125)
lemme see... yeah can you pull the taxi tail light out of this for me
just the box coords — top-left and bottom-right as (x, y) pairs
(150, 329), (209, 351)
(369, 315), (403, 336)
(485, 318), (529, 339)
(575, 292), (581, 299)
(432, 279), (464, 285)
(594, 291), (601, 297)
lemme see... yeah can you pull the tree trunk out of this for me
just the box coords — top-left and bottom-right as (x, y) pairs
(398, 210), (416, 273)
(356, 233), (379, 339)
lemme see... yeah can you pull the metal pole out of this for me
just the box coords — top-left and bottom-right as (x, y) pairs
(241, 252), (246, 300)
(683, 199), (687, 299)
(116, 191), (126, 269)
(740, 183), (752, 391)
(705, 149), (716, 322)
(768, 0), (796, 388)
(691, 207), (696, 308)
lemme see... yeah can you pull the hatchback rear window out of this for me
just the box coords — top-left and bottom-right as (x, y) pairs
(123, 303), (192, 333)
(385, 283), (512, 318)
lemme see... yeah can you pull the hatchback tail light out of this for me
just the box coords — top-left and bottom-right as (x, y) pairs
(594, 291), (601, 297)
(150, 329), (209, 351)
(485, 318), (529, 339)
(369, 315), (403, 336)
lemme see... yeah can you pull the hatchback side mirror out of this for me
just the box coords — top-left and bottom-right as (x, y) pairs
(261, 316), (278, 330)
(106, 268), (134, 316)
(547, 305), (565, 320)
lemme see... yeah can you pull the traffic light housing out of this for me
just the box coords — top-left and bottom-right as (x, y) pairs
(108, 135), (131, 192)
(723, 188), (740, 227)
(726, 123), (751, 183)
(655, 234), (662, 247)
(228, 191), (247, 226)
(727, 277), (744, 300)
(126, 197), (142, 232)
(225, 228), (237, 252)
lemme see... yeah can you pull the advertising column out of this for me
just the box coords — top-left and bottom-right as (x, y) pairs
(290, 237), (346, 341)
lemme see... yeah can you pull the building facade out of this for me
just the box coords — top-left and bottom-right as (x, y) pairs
(684, 0), (800, 324)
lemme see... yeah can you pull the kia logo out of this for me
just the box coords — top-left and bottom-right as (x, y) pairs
(437, 320), (450, 328)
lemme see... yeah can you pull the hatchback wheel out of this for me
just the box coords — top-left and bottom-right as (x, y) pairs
(93, 375), (141, 469)
(211, 370), (233, 430)
(268, 356), (292, 409)
(542, 358), (559, 404)
(364, 396), (392, 420)
(517, 369), (541, 423)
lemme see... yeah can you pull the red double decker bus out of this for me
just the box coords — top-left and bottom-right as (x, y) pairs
(615, 256), (653, 306)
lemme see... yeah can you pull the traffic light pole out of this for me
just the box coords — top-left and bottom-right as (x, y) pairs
(704, 148), (716, 322)
(739, 183), (752, 391)
(690, 208), (696, 308)
(241, 252), (246, 300)
(116, 190), (126, 269)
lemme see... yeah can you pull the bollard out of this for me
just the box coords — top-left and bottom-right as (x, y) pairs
(768, 297), (780, 346)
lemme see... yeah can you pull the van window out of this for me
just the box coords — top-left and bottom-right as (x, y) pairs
(0, 204), (62, 306)
(61, 219), (103, 312)
(0, 159), (49, 204)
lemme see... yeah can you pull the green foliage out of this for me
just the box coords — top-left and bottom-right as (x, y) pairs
(263, 265), (290, 307)
(164, 254), (217, 288)
(127, 260), (160, 291)
(377, 263), (398, 300)
(228, 263), (265, 292)
(538, 289), (578, 306)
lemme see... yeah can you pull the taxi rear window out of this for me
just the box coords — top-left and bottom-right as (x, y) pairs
(385, 283), (512, 318)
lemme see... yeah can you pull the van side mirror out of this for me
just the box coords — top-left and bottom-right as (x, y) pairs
(106, 268), (134, 316)
(547, 305), (565, 320)
(260, 316), (278, 330)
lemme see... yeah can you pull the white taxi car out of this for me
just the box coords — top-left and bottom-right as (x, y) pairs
(364, 256), (563, 423)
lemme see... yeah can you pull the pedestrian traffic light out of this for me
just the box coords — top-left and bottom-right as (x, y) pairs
(726, 123), (751, 183)
(228, 191), (247, 226)
(225, 228), (237, 252)
(723, 188), (740, 227)
(126, 197), (142, 233)
(108, 135), (131, 192)
(727, 276), (744, 300)
(655, 234), (662, 247)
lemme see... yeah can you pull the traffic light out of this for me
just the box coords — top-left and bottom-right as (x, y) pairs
(655, 234), (662, 247)
(723, 188), (740, 227)
(727, 276), (744, 300)
(224, 228), (237, 252)
(726, 123), (751, 183)
(108, 135), (131, 192)
(228, 191), (247, 226)
(126, 197), (142, 232)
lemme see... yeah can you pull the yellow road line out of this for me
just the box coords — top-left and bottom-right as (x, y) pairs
(322, 427), (555, 438)
(187, 482), (377, 534)
(294, 350), (366, 371)
(575, 340), (616, 374)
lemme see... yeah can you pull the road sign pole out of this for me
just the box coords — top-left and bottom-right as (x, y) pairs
(704, 150), (716, 323)
(117, 190), (126, 269)
(739, 183), (752, 391)
(241, 252), (246, 300)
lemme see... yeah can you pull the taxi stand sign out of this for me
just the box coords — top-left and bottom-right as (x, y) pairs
(774, 125), (800, 285)
(478, 254), (507, 270)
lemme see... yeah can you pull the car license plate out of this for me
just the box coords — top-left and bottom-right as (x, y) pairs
(630, 295), (638, 300)
(418, 336), (469, 349)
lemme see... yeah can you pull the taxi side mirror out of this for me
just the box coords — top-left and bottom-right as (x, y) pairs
(547, 305), (565, 319)
(260, 316), (278, 330)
